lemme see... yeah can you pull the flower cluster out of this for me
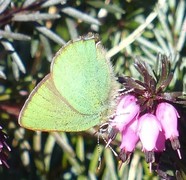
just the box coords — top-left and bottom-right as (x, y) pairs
(109, 95), (180, 168)
(105, 55), (186, 173)
(0, 126), (10, 168)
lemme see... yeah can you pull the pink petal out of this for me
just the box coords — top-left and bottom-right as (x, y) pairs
(111, 95), (140, 132)
(120, 118), (139, 152)
(138, 113), (161, 151)
(156, 102), (179, 140)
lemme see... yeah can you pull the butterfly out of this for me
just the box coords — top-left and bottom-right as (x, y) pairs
(18, 33), (119, 132)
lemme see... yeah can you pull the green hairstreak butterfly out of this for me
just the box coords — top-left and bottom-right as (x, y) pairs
(18, 33), (118, 131)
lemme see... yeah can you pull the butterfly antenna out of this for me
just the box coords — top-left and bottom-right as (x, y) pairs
(97, 130), (102, 170)
(100, 132), (118, 157)
(105, 138), (112, 148)
(97, 122), (118, 170)
(97, 123), (108, 170)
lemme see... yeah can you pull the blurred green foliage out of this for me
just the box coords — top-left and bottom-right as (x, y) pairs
(0, 0), (185, 179)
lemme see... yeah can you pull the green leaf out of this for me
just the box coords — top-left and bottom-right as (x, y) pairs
(87, 1), (125, 14)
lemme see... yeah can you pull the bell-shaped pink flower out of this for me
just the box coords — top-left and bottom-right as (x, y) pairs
(120, 118), (139, 152)
(156, 102), (181, 159)
(138, 113), (162, 151)
(111, 94), (140, 132)
(156, 102), (180, 140)
(119, 118), (139, 163)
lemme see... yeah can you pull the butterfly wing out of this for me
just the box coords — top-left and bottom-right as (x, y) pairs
(51, 36), (116, 116)
(18, 74), (100, 131)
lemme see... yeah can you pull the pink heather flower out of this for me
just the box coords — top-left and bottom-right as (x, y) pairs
(156, 102), (180, 140)
(138, 113), (162, 152)
(119, 118), (139, 164)
(102, 55), (186, 177)
(110, 94), (140, 132)
(120, 118), (139, 152)
(155, 102), (181, 158)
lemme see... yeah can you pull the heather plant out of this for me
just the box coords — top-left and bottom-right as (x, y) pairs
(0, 0), (185, 179)
(106, 55), (185, 176)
